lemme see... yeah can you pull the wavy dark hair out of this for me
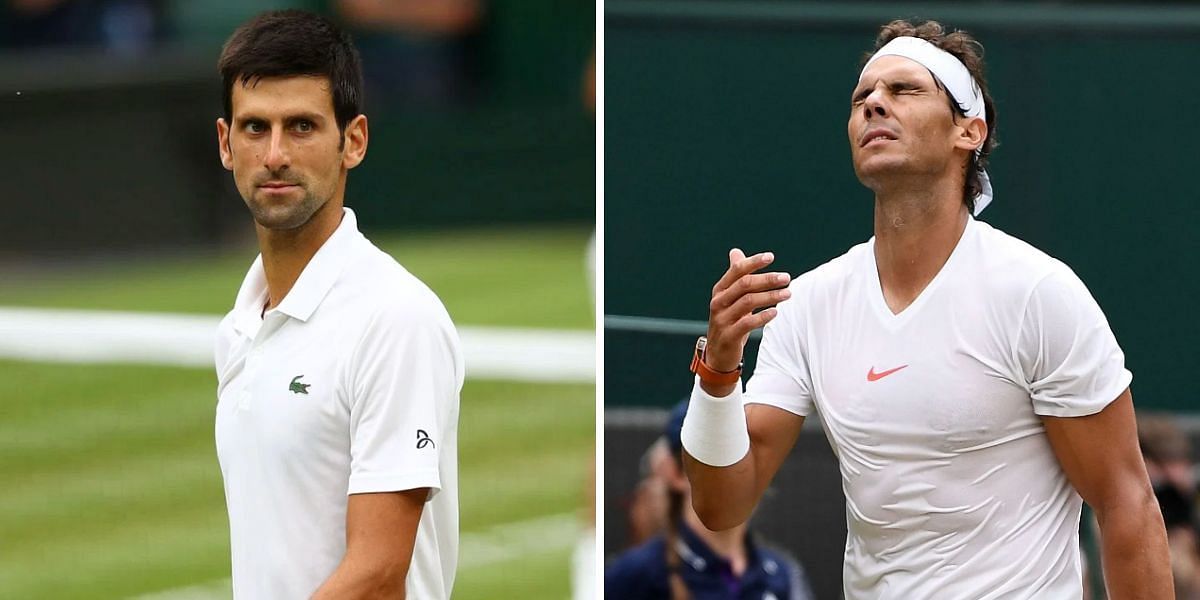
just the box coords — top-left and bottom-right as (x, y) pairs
(218, 10), (364, 142)
(864, 20), (998, 214)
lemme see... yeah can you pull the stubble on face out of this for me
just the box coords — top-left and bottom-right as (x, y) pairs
(226, 76), (345, 232)
(244, 170), (328, 231)
(848, 57), (959, 189)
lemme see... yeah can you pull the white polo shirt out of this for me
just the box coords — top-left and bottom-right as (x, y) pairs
(214, 207), (462, 599)
(706, 216), (1130, 599)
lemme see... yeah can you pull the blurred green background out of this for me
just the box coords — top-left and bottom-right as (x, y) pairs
(0, 0), (595, 257)
(1, 0), (595, 598)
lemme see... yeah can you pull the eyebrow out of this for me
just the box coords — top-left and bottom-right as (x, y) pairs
(235, 111), (327, 126)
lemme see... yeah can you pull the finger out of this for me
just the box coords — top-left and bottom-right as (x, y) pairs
(726, 287), (792, 319)
(728, 248), (746, 268)
(713, 251), (777, 294)
(711, 272), (791, 310)
(709, 286), (790, 338)
(717, 249), (760, 293)
(726, 307), (780, 339)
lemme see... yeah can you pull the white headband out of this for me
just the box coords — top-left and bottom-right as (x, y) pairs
(861, 36), (993, 214)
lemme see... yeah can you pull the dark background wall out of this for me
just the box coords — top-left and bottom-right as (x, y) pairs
(605, 1), (1200, 412)
(0, 0), (595, 259)
(604, 3), (1200, 598)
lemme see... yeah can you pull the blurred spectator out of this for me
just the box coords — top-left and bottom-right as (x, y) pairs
(623, 438), (671, 547)
(2, 0), (165, 54)
(607, 401), (816, 600)
(335, 0), (478, 34)
(331, 0), (482, 109)
(1139, 414), (1200, 599)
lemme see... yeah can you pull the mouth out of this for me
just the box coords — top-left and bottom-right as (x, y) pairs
(860, 129), (899, 148)
(257, 181), (301, 194)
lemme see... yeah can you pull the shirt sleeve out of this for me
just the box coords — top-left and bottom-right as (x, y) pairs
(346, 295), (463, 496)
(744, 284), (815, 417)
(1017, 265), (1131, 417)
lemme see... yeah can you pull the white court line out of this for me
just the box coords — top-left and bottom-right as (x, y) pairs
(127, 512), (581, 600)
(0, 307), (594, 383)
(129, 581), (231, 600)
(458, 512), (579, 569)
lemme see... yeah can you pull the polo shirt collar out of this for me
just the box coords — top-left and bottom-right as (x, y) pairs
(231, 207), (363, 335)
(230, 255), (268, 338)
(274, 207), (362, 322)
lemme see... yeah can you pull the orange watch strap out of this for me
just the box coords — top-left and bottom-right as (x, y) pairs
(690, 336), (742, 386)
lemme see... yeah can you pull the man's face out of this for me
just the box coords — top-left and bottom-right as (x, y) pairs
(216, 75), (365, 231)
(847, 56), (972, 190)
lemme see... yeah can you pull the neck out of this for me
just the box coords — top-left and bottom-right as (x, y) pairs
(682, 501), (749, 576)
(256, 199), (344, 311)
(871, 176), (969, 314)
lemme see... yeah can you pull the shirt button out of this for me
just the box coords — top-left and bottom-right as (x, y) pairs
(237, 391), (251, 411)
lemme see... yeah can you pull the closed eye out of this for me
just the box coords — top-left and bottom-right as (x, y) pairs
(888, 80), (924, 94)
(851, 80), (922, 105)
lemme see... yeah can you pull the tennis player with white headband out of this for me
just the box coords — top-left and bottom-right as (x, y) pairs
(681, 19), (1170, 598)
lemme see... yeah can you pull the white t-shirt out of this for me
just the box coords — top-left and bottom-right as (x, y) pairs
(738, 216), (1130, 599)
(214, 208), (463, 599)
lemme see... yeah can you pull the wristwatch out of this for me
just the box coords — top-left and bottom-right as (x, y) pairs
(690, 336), (743, 386)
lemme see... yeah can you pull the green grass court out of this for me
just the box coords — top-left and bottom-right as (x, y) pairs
(1, 226), (595, 599)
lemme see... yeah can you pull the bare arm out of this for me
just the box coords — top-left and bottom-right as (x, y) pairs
(685, 403), (804, 530)
(310, 489), (428, 600)
(1041, 389), (1172, 599)
(684, 248), (798, 530)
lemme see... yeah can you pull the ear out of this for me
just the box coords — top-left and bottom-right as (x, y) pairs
(955, 115), (987, 153)
(216, 118), (233, 171)
(342, 114), (369, 170)
(665, 458), (691, 494)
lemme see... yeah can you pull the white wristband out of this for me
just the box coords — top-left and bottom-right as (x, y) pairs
(680, 376), (750, 467)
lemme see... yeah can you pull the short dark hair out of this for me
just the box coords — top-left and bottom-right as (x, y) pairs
(218, 10), (364, 135)
(865, 20), (998, 214)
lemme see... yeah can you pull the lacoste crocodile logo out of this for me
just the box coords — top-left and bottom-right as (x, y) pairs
(289, 375), (311, 394)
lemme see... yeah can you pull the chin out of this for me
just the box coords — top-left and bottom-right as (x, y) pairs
(855, 156), (909, 183)
(247, 196), (324, 231)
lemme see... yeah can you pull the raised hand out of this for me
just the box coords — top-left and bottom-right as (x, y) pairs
(701, 248), (792, 396)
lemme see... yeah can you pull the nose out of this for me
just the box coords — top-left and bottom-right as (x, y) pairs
(862, 87), (888, 120)
(263, 129), (290, 172)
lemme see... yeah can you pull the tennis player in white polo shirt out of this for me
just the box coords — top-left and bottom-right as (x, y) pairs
(212, 10), (461, 599)
(681, 20), (1171, 598)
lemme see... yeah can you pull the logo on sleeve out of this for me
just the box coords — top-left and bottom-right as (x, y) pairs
(288, 375), (311, 394)
(416, 429), (435, 449)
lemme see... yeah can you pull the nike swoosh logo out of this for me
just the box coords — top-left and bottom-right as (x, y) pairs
(867, 365), (908, 382)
